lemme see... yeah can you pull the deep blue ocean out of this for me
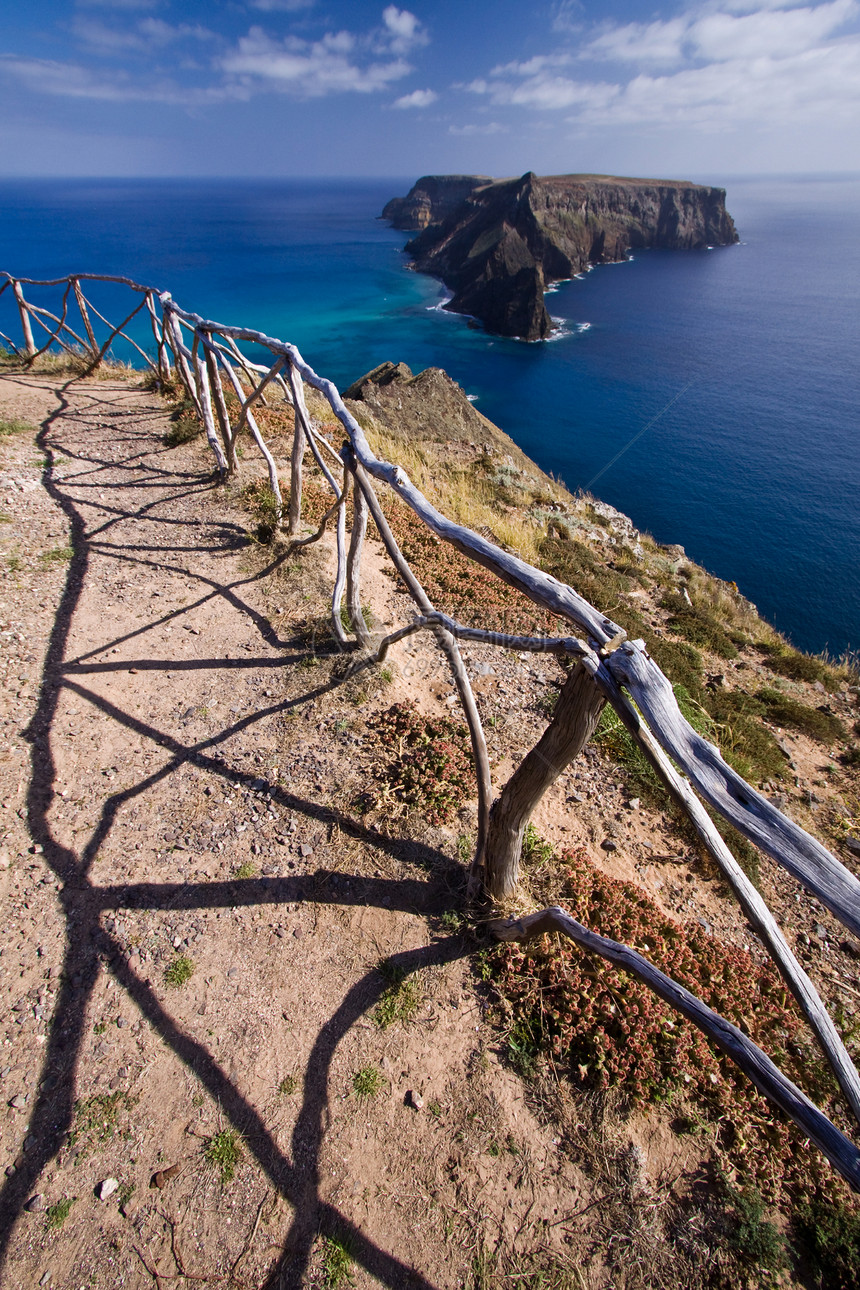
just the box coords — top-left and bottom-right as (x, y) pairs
(1, 175), (857, 658)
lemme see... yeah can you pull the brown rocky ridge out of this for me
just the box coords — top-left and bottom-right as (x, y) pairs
(383, 172), (738, 341)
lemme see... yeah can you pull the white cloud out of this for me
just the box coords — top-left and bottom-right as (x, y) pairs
(0, 54), (235, 104)
(583, 1), (857, 64)
(72, 16), (214, 53)
(584, 18), (689, 64)
(221, 26), (411, 96)
(448, 121), (507, 135)
(595, 40), (860, 126)
(489, 53), (572, 77)
(467, 70), (618, 112)
(2, 6), (430, 106)
(392, 87), (437, 107)
(690, 0), (857, 60)
(381, 7), (428, 55)
(468, 2), (860, 135)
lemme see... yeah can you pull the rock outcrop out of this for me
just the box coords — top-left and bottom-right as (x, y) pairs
(381, 175), (491, 231)
(382, 172), (739, 340)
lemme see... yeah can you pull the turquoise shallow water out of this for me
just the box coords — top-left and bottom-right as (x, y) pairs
(1, 175), (857, 656)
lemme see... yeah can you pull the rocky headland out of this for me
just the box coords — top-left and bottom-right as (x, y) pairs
(382, 172), (738, 340)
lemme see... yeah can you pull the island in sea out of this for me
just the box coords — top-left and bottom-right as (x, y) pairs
(382, 172), (738, 341)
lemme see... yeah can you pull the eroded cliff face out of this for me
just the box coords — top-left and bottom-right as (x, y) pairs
(383, 172), (739, 340)
(381, 175), (492, 230)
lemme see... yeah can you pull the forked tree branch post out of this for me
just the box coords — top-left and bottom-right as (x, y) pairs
(484, 661), (605, 900)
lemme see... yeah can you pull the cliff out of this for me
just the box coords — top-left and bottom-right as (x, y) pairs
(381, 175), (491, 230)
(382, 172), (738, 340)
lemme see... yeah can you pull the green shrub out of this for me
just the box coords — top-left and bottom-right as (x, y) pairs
(163, 399), (200, 447)
(794, 1195), (860, 1289)
(707, 689), (788, 785)
(241, 479), (281, 543)
(661, 592), (738, 659)
(643, 634), (705, 700)
(760, 643), (842, 690)
(756, 687), (845, 743)
(727, 1184), (788, 1271)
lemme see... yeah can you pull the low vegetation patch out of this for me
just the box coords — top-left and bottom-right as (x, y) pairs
(0, 416), (35, 439)
(726, 1183), (788, 1273)
(38, 545), (74, 567)
(373, 959), (423, 1029)
(756, 686), (846, 743)
(240, 478), (281, 543)
(163, 954), (194, 988)
(162, 397), (200, 447)
(760, 641), (846, 689)
(68, 1091), (134, 1159)
(205, 1128), (241, 1182)
(352, 1065), (385, 1100)
(320, 1234), (354, 1288)
(793, 1194), (860, 1289)
(367, 702), (475, 824)
(46, 1197), (76, 1231)
(485, 837), (860, 1269)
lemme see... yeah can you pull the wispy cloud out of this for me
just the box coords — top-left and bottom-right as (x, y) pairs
(71, 16), (215, 54)
(448, 120), (506, 135)
(248, 0), (317, 11)
(392, 87), (437, 108)
(583, 0), (857, 63)
(75, 0), (161, 9)
(467, 2), (860, 130)
(0, 54), (236, 104)
(1, 5), (430, 106)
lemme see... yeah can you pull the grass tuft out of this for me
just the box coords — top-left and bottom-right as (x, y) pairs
(352, 1065), (385, 1099)
(163, 399), (200, 447)
(46, 1197), (76, 1231)
(163, 955), (194, 988)
(373, 960), (423, 1029)
(205, 1128), (241, 1182)
(38, 546), (74, 567)
(320, 1234), (354, 1287)
(0, 417), (36, 439)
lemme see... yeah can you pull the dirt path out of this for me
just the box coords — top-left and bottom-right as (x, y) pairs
(0, 371), (592, 1290)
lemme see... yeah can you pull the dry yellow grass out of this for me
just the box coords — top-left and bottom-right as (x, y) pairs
(363, 420), (543, 564)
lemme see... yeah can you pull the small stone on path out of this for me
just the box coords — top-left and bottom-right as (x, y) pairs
(97, 1177), (119, 1201)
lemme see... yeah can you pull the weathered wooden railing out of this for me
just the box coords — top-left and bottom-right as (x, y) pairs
(4, 270), (860, 1190)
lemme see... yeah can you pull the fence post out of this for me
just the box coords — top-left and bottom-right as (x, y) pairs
(346, 473), (372, 649)
(287, 365), (307, 536)
(484, 661), (605, 900)
(73, 279), (99, 362)
(12, 281), (35, 358)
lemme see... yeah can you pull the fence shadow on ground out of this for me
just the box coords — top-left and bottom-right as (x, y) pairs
(0, 375), (461, 1288)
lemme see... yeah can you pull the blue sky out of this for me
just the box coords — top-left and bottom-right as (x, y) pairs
(1, 1), (858, 177)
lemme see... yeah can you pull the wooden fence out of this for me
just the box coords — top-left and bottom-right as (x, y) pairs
(3, 269), (860, 1191)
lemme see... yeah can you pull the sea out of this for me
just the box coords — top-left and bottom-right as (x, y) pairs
(1, 175), (857, 659)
